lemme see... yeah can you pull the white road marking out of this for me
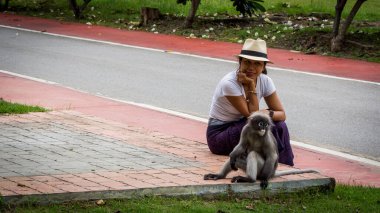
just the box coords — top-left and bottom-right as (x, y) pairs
(290, 140), (380, 167)
(0, 70), (57, 84)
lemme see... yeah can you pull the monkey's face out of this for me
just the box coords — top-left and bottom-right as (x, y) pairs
(250, 116), (270, 136)
(257, 121), (269, 136)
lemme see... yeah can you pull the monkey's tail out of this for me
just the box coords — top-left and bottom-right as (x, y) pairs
(274, 169), (319, 177)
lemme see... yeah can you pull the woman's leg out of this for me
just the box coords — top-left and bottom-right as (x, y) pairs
(272, 121), (294, 166)
(206, 118), (247, 155)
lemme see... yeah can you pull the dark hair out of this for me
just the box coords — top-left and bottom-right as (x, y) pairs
(238, 57), (268, 75)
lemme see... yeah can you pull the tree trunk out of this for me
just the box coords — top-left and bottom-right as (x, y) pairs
(139, 7), (161, 26)
(79, 0), (91, 13)
(0, 0), (10, 11)
(67, 0), (91, 19)
(332, 0), (347, 37)
(339, 0), (366, 37)
(183, 0), (201, 28)
(331, 0), (366, 52)
(68, 0), (80, 19)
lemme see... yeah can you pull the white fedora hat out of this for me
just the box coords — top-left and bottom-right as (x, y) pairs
(237, 38), (270, 62)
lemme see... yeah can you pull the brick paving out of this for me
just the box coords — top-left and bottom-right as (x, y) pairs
(0, 111), (332, 204)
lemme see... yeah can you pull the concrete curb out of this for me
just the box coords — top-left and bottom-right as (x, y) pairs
(2, 177), (335, 205)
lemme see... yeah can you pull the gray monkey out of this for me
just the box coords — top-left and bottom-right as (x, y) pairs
(204, 111), (318, 189)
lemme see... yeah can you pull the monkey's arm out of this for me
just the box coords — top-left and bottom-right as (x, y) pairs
(229, 138), (247, 171)
(259, 152), (277, 181)
(229, 125), (250, 170)
(259, 133), (279, 180)
(257, 153), (277, 189)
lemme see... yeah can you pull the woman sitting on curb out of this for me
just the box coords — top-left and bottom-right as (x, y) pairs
(206, 38), (294, 166)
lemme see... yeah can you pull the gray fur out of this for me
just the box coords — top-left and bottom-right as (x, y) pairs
(204, 111), (319, 188)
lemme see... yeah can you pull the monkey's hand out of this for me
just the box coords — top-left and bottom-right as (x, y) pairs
(260, 180), (269, 189)
(204, 173), (222, 180)
(231, 176), (254, 183)
(230, 158), (238, 171)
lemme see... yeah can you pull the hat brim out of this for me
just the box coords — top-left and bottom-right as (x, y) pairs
(237, 54), (270, 62)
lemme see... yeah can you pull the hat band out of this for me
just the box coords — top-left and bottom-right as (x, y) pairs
(240, 50), (267, 59)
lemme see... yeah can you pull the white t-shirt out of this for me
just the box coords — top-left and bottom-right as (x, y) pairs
(209, 71), (276, 122)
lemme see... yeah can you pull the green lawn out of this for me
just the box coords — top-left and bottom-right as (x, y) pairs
(7, 0), (380, 21)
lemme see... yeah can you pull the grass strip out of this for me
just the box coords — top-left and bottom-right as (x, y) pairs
(2, 184), (379, 212)
(0, 98), (47, 114)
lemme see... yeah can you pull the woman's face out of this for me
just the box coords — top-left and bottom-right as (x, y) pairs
(240, 58), (265, 79)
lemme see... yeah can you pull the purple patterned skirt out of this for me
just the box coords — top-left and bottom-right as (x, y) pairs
(206, 118), (294, 166)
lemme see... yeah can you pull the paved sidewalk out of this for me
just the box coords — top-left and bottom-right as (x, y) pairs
(0, 110), (332, 204)
(0, 13), (379, 204)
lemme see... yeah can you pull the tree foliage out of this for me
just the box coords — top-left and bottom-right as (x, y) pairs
(231, 0), (265, 17)
(176, 0), (187, 4)
(177, 0), (266, 28)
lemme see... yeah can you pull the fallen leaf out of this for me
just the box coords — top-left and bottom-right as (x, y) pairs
(96, 199), (105, 205)
(246, 204), (255, 210)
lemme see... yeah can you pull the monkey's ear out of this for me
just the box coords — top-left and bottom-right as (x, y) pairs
(247, 113), (254, 119)
(248, 112), (257, 121)
(248, 116), (255, 125)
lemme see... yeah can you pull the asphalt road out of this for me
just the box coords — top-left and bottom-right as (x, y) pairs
(1, 27), (379, 161)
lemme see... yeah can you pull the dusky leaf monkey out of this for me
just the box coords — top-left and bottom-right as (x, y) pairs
(204, 111), (318, 189)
